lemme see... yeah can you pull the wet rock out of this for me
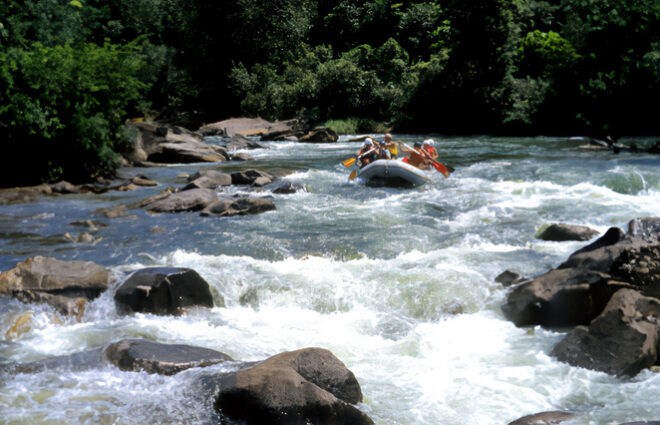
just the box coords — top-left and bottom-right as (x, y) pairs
(200, 196), (276, 217)
(0, 256), (110, 300)
(13, 291), (87, 320)
(69, 219), (107, 231)
(563, 226), (626, 258)
(104, 339), (233, 375)
(211, 347), (372, 425)
(508, 411), (575, 425)
(238, 288), (259, 309)
(551, 289), (660, 377)
(610, 244), (660, 299)
(501, 267), (608, 327)
(114, 267), (215, 315)
(299, 126), (338, 143)
(125, 188), (174, 209)
(495, 270), (527, 287)
(2, 348), (106, 374)
(95, 205), (138, 219)
(184, 170), (232, 190)
(537, 223), (600, 242)
(628, 217), (660, 242)
(265, 181), (308, 194)
(230, 169), (274, 186)
(147, 188), (217, 213)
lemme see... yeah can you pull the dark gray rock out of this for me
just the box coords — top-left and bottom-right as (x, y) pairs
(265, 181), (308, 194)
(628, 217), (660, 242)
(230, 169), (274, 186)
(508, 411), (575, 425)
(537, 223), (600, 242)
(13, 291), (87, 319)
(114, 267), (216, 315)
(501, 267), (608, 327)
(299, 126), (338, 143)
(495, 270), (526, 287)
(565, 226), (626, 258)
(104, 339), (233, 375)
(200, 196), (276, 217)
(146, 188), (217, 213)
(551, 289), (660, 377)
(212, 347), (372, 425)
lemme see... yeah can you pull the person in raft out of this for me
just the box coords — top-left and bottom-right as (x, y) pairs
(421, 139), (438, 161)
(398, 141), (432, 170)
(356, 138), (377, 168)
(381, 133), (399, 159)
(376, 140), (392, 160)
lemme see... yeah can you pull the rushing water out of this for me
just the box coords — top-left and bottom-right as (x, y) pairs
(1, 135), (660, 425)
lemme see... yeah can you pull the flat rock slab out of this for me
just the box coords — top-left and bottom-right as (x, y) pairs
(114, 267), (216, 315)
(0, 256), (110, 299)
(199, 118), (300, 138)
(104, 339), (233, 375)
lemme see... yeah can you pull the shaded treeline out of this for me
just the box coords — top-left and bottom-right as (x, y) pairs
(0, 0), (658, 186)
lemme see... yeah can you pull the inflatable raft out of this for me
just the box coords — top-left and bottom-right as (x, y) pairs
(356, 159), (430, 188)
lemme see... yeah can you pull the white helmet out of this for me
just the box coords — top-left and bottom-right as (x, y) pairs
(423, 139), (434, 146)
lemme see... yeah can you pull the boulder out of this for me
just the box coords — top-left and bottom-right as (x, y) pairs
(299, 126), (338, 144)
(508, 411), (575, 425)
(500, 267), (611, 327)
(184, 171), (232, 190)
(551, 289), (660, 377)
(231, 169), (275, 186)
(104, 339), (233, 375)
(13, 291), (87, 320)
(537, 223), (600, 242)
(224, 135), (267, 151)
(147, 188), (217, 213)
(200, 196), (276, 217)
(114, 267), (216, 315)
(127, 121), (228, 164)
(0, 256), (110, 300)
(495, 270), (526, 287)
(610, 244), (660, 299)
(211, 347), (372, 425)
(265, 181), (308, 194)
(131, 175), (158, 187)
(50, 180), (80, 194)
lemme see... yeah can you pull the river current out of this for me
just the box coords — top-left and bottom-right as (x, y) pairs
(1, 135), (659, 424)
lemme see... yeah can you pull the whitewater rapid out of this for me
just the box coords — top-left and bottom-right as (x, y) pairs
(1, 135), (660, 424)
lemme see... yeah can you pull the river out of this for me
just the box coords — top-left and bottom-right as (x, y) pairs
(1, 135), (659, 424)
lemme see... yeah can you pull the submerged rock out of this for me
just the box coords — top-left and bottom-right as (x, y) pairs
(210, 347), (372, 425)
(114, 267), (216, 315)
(537, 223), (600, 242)
(104, 339), (233, 375)
(200, 196), (276, 217)
(495, 270), (526, 287)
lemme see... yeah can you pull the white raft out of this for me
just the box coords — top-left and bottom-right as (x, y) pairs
(356, 159), (430, 188)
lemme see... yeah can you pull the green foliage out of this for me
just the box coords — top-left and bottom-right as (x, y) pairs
(0, 40), (152, 185)
(517, 30), (579, 77)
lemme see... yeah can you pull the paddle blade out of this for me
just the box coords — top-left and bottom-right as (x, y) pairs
(349, 169), (358, 180)
(431, 161), (450, 178)
(342, 157), (356, 167)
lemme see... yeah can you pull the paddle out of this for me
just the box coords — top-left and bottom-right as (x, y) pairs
(342, 157), (356, 167)
(349, 169), (358, 180)
(401, 143), (453, 178)
(347, 147), (377, 180)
